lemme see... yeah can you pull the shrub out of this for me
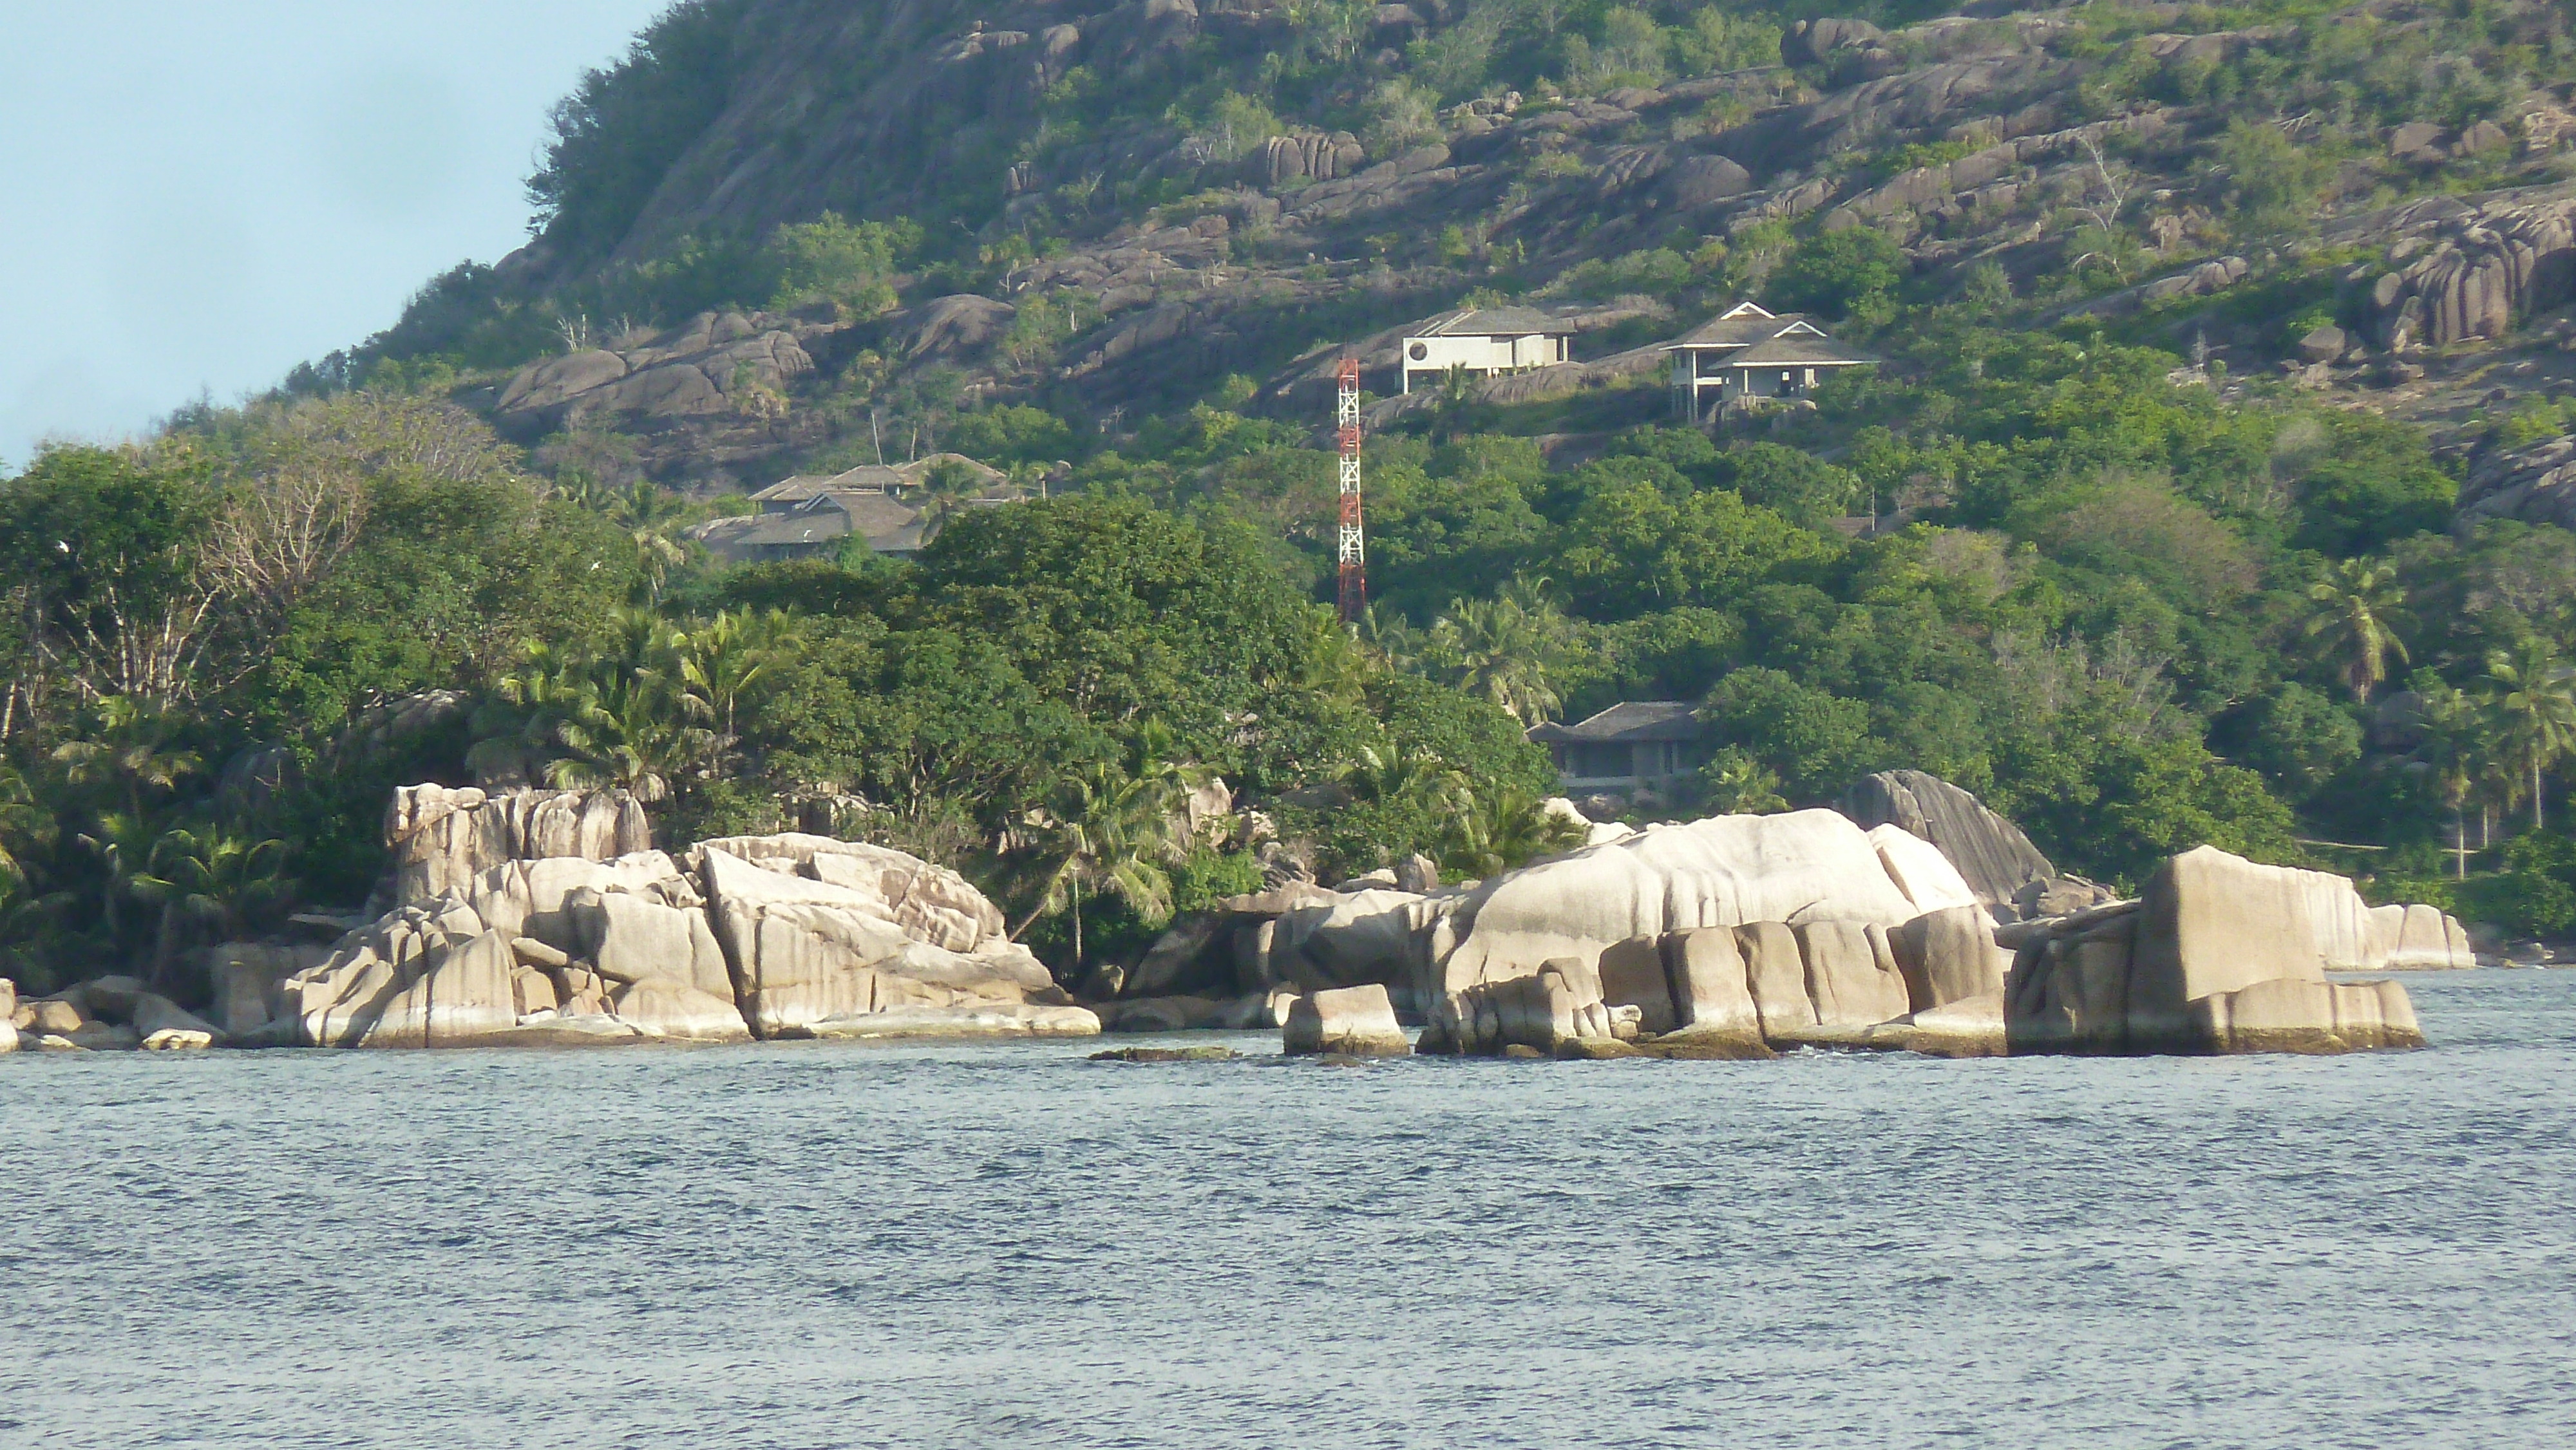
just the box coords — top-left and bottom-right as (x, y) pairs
(1766, 229), (1907, 320)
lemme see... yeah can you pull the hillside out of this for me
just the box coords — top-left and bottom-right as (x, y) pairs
(317, 0), (2576, 490)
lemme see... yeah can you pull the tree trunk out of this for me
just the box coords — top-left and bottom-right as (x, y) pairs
(1070, 878), (1083, 971)
(1007, 853), (1077, 943)
(2536, 761), (2546, 831)
(150, 899), (178, 993)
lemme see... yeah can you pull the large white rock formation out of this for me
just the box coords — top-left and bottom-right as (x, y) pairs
(695, 847), (1092, 1039)
(385, 785), (653, 906)
(1419, 809), (1922, 1012)
(2009, 846), (2432, 1055)
(1282, 983), (1409, 1056)
(259, 800), (1096, 1048)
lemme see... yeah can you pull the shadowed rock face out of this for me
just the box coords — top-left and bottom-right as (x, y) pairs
(1842, 771), (2057, 918)
(2331, 186), (2576, 350)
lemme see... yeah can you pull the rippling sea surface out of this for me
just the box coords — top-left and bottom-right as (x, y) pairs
(5, 969), (2573, 1448)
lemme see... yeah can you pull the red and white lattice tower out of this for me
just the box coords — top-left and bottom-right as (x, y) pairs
(1335, 357), (1367, 623)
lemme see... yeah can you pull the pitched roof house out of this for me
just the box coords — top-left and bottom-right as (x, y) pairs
(1526, 701), (1709, 793)
(1398, 307), (1575, 394)
(688, 453), (1010, 564)
(1663, 302), (1877, 422)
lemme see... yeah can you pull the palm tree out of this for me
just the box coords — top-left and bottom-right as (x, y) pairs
(146, 827), (292, 943)
(471, 616), (716, 802)
(1439, 784), (1590, 880)
(76, 809), (169, 961)
(1429, 590), (1564, 725)
(2486, 636), (2576, 830)
(0, 763), (51, 887)
(2415, 683), (2486, 878)
(609, 480), (694, 604)
(50, 697), (203, 822)
(1010, 723), (1208, 970)
(466, 639), (598, 786)
(1700, 747), (1790, 815)
(2302, 559), (2410, 704)
(130, 826), (292, 985)
(680, 608), (803, 743)
(1354, 605), (1426, 673)
(1340, 743), (1472, 822)
(911, 458), (987, 543)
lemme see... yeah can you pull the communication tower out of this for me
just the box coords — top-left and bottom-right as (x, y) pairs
(1336, 357), (1367, 623)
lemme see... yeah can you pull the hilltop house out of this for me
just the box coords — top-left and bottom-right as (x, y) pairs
(688, 453), (1010, 564)
(1527, 702), (1710, 795)
(1399, 308), (1575, 393)
(1663, 303), (1877, 422)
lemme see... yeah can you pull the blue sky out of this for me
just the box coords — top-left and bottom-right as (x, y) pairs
(0, 1), (677, 470)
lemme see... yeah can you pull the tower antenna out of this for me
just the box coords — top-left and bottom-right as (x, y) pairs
(1336, 357), (1367, 624)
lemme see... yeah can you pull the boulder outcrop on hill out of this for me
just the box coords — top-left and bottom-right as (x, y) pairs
(2334, 185), (2576, 351)
(494, 311), (817, 427)
(2458, 431), (2576, 531)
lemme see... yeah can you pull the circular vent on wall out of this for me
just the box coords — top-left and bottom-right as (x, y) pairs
(1408, 343), (1428, 361)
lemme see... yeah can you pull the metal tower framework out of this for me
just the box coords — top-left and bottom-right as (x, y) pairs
(1335, 357), (1367, 623)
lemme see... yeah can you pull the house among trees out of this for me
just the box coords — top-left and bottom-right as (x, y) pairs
(689, 453), (1010, 564)
(1527, 702), (1710, 795)
(1398, 308), (1575, 393)
(1664, 303), (1877, 423)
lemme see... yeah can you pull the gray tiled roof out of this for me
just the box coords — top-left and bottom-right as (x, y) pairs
(1527, 701), (1703, 744)
(1414, 306), (1569, 337)
(1723, 334), (1879, 367)
(1663, 311), (1828, 349)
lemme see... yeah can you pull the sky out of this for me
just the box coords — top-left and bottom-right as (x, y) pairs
(0, 0), (678, 471)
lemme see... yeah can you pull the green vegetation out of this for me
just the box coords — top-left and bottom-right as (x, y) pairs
(0, 403), (1555, 993)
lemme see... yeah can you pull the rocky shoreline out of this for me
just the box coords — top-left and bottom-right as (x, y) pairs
(0, 777), (2487, 1062)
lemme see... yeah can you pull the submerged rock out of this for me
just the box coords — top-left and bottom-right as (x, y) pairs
(1090, 1045), (1241, 1062)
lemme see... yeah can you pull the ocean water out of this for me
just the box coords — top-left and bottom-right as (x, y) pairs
(3, 968), (2572, 1449)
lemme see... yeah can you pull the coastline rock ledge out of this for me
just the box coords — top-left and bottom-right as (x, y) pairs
(194, 787), (1097, 1050)
(1387, 813), (2443, 1060)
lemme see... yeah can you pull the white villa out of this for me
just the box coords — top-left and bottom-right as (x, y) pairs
(1663, 302), (1876, 422)
(1397, 308), (1575, 393)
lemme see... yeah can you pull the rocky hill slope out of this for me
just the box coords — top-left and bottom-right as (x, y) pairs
(327, 0), (2575, 501)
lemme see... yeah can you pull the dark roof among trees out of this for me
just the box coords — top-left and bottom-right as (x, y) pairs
(1527, 701), (1703, 744)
